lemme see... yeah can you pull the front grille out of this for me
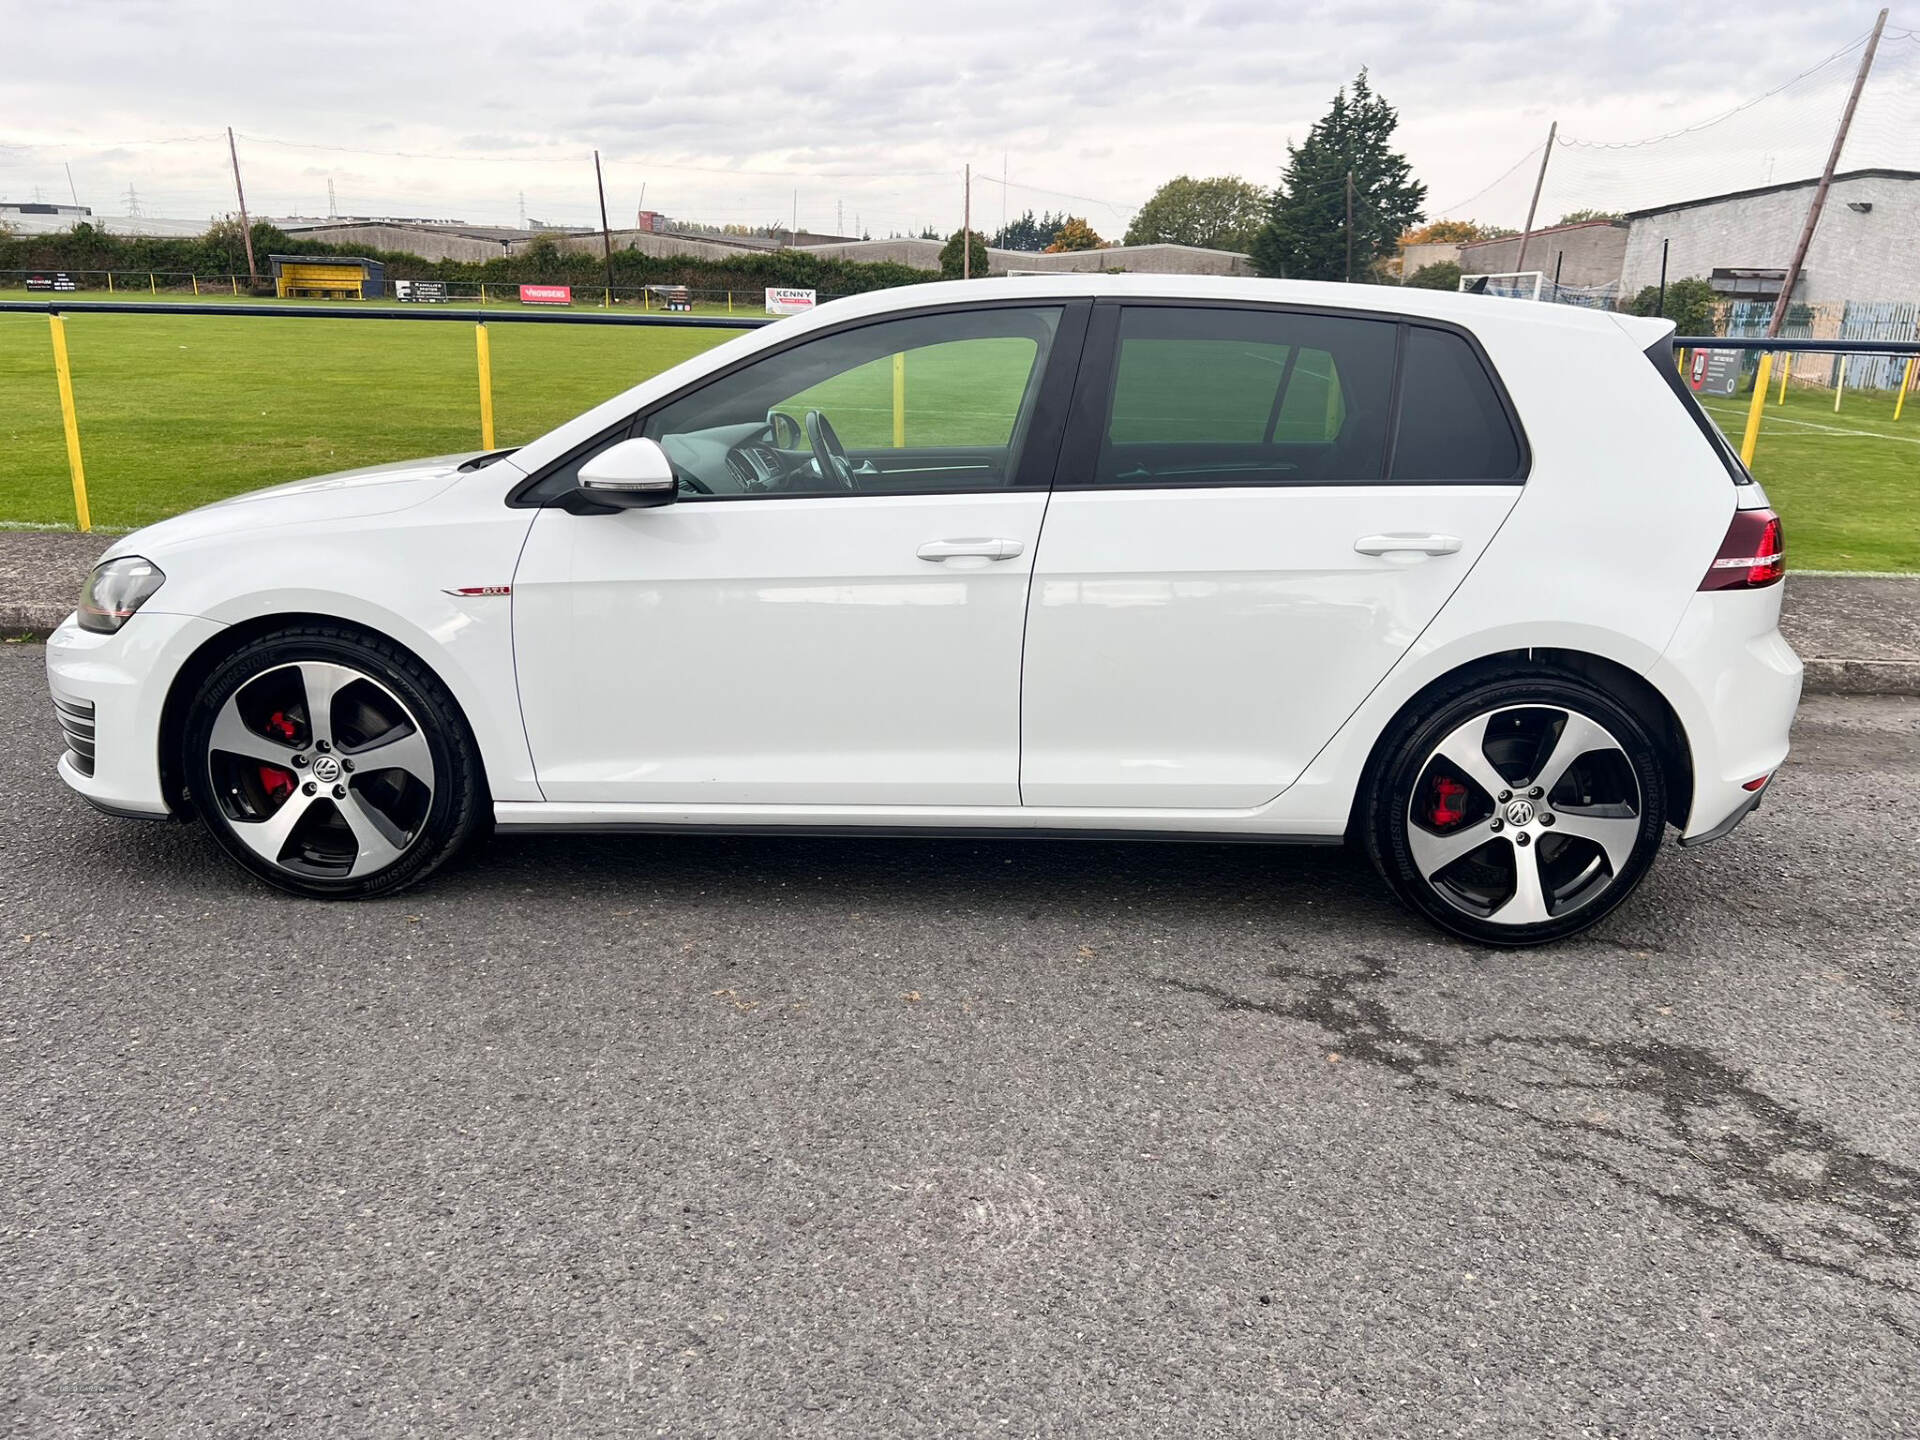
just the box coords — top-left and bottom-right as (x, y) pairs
(53, 695), (96, 777)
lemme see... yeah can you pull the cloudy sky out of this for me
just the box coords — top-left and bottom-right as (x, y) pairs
(4, 1), (1917, 237)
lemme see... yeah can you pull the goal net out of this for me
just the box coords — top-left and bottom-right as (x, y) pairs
(1458, 271), (1544, 301)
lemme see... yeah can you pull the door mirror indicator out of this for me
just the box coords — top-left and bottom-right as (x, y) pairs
(573, 437), (678, 510)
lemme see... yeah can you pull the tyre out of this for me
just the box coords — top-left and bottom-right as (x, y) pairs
(1361, 673), (1668, 946)
(182, 624), (486, 898)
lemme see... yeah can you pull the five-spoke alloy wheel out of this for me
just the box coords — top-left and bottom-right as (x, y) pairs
(1364, 674), (1667, 946)
(184, 626), (485, 897)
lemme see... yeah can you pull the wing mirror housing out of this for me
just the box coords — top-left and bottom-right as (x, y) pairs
(570, 437), (678, 511)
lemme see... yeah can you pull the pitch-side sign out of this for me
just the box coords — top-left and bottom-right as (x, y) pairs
(765, 287), (816, 315)
(394, 279), (449, 302)
(1689, 348), (1741, 397)
(520, 284), (573, 306)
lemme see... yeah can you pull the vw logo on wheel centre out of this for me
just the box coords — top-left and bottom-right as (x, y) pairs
(310, 755), (342, 783)
(1504, 798), (1537, 827)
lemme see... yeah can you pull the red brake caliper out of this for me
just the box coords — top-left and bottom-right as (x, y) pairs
(258, 710), (299, 805)
(1428, 776), (1469, 829)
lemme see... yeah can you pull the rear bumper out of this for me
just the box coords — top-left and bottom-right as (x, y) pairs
(1649, 584), (1802, 845)
(45, 610), (226, 820)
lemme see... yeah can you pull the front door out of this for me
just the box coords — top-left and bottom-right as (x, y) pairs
(1020, 302), (1526, 809)
(513, 302), (1083, 806)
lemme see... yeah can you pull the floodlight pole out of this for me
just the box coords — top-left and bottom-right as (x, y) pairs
(1345, 170), (1355, 282)
(1514, 121), (1556, 276)
(963, 163), (972, 280)
(1764, 7), (1887, 337)
(227, 127), (258, 292)
(593, 150), (615, 296)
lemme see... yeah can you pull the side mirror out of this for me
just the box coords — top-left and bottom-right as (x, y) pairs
(574, 437), (678, 510)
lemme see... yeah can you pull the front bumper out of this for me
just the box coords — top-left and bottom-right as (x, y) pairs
(1649, 584), (1802, 846)
(45, 610), (227, 820)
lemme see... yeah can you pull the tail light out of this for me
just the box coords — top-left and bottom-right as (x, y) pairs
(1700, 508), (1784, 590)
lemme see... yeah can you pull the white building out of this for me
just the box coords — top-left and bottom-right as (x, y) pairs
(1620, 169), (1920, 306)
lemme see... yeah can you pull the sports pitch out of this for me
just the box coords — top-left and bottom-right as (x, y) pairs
(0, 305), (1913, 572)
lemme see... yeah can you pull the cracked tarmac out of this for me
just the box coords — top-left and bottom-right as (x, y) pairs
(2, 644), (1917, 1437)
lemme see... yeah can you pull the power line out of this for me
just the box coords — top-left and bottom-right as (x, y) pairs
(1433, 143), (1544, 218)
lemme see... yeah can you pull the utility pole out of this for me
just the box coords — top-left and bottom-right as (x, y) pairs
(327, 177), (337, 219)
(963, 163), (973, 279)
(1344, 170), (1355, 282)
(1514, 120), (1557, 276)
(592, 149), (615, 294)
(1656, 238), (1669, 318)
(1766, 7), (1888, 337)
(64, 162), (78, 204)
(227, 127), (258, 291)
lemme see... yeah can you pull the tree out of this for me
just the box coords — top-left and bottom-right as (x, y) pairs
(1123, 175), (1268, 252)
(1252, 70), (1427, 282)
(1044, 216), (1105, 252)
(1399, 219), (1484, 247)
(992, 209), (1067, 252)
(1404, 260), (1462, 290)
(1556, 208), (1623, 225)
(939, 228), (989, 278)
(1625, 275), (1718, 337)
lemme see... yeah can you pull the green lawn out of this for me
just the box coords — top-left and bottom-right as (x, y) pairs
(0, 310), (741, 529)
(1698, 381), (1920, 573)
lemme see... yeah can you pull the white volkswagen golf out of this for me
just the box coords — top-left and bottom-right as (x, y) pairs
(47, 275), (1801, 944)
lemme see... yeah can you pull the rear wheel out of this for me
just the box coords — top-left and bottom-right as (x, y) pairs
(183, 626), (485, 897)
(1363, 674), (1667, 946)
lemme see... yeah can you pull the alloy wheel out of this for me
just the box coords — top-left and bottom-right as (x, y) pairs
(205, 660), (436, 881)
(1405, 704), (1643, 927)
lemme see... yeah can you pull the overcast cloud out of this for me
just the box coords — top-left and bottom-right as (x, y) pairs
(4, 1), (1915, 236)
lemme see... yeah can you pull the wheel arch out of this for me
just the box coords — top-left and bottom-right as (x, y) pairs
(157, 612), (492, 819)
(1345, 647), (1693, 840)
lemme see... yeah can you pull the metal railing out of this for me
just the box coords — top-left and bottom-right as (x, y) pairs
(1673, 336), (1920, 462)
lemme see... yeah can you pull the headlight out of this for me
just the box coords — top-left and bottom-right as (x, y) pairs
(78, 556), (166, 634)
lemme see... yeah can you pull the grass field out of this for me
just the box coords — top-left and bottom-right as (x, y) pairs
(0, 310), (741, 528)
(1698, 381), (1920, 573)
(1, 304), (1913, 571)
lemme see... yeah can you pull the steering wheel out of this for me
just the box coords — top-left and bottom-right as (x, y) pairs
(803, 410), (857, 490)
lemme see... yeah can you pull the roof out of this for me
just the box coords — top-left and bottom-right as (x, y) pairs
(1458, 219), (1625, 250)
(1625, 168), (1920, 219)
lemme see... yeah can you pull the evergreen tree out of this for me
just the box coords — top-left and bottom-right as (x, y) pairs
(1251, 70), (1427, 282)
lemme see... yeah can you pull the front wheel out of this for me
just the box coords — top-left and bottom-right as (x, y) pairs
(182, 625), (486, 898)
(1362, 674), (1668, 946)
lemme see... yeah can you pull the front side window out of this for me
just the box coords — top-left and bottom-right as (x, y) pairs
(642, 306), (1063, 498)
(1089, 305), (1399, 486)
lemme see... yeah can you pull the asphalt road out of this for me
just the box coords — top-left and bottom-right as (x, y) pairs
(3, 641), (1917, 1438)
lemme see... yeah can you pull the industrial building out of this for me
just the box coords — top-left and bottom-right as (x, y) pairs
(1619, 169), (1920, 305)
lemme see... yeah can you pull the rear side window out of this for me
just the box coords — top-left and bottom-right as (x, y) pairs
(1092, 306), (1399, 485)
(1391, 327), (1523, 480)
(1646, 339), (1754, 485)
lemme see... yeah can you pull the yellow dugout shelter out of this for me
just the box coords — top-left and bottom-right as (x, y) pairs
(268, 254), (387, 299)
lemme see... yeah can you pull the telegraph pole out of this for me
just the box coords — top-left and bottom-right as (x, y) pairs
(963, 163), (972, 279)
(1514, 120), (1557, 275)
(1344, 170), (1355, 282)
(592, 150), (615, 294)
(1766, 8), (1888, 336)
(227, 126), (258, 291)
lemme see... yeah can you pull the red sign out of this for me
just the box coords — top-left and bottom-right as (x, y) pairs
(519, 284), (572, 306)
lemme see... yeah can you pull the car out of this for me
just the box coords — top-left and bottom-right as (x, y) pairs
(45, 274), (1801, 945)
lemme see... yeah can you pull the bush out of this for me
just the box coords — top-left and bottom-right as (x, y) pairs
(1404, 260), (1461, 291)
(938, 229), (989, 279)
(1624, 276), (1719, 337)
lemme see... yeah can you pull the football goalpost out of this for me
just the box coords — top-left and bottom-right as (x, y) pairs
(1458, 271), (1545, 301)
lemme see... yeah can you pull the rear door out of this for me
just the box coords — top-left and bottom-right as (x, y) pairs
(1020, 301), (1527, 809)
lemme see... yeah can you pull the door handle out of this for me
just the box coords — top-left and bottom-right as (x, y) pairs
(1353, 533), (1463, 557)
(916, 537), (1025, 562)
